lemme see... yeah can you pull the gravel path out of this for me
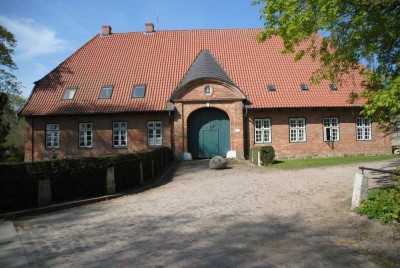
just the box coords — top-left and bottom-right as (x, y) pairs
(16, 158), (400, 267)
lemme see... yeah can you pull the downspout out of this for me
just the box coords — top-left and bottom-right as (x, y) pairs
(166, 101), (176, 158)
(243, 103), (251, 160)
(244, 114), (250, 160)
(31, 117), (35, 161)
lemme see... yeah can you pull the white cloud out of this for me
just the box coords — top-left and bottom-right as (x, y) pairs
(0, 15), (67, 60)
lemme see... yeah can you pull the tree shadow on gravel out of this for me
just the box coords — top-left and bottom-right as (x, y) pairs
(18, 211), (400, 267)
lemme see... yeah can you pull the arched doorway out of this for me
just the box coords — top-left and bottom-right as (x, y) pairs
(188, 108), (230, 158)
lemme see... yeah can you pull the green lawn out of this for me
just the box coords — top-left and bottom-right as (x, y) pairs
(269, 154), (399, 169)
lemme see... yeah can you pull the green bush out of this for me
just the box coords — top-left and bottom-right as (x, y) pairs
(357, 168), (400, 223)
(250, 146), (275, 166)
(357, 188), (400, 223)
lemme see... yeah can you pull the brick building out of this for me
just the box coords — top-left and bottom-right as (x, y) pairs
(19, 24), (392, 161)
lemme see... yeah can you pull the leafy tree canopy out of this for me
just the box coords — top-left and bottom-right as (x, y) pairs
(0, 25), (21, 97)
(0, 25), (23, 157)
(254, 0), (400, 131)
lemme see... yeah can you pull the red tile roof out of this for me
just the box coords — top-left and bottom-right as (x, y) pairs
(20, 28), (366, 116)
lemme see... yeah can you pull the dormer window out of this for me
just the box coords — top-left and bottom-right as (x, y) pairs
(300, 84), (309, 91)
(132, 85), (146, 98)
(329, 83), (338, 90)
(62, 88), (77, 100)
(99, 86), (113, 99)
(267, 84), (276, 91)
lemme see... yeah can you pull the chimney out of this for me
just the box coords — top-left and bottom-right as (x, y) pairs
(101, 25), (112, 36)
(145, 23), (155, 34)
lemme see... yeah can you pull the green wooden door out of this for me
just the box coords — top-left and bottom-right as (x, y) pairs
(188, 108), (230, 158)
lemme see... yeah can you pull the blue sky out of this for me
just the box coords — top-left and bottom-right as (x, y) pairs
(0, 0), (264, 98)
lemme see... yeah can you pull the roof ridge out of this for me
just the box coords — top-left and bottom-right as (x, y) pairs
(107, 27), (264, 35)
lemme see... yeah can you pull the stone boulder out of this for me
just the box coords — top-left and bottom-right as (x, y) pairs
(209, 156), (227, 169)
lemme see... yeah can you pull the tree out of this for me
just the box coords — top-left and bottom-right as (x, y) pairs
(0, 92), (10, 146)
(253, 0), (400, 131)
(0, 25), (22, 159)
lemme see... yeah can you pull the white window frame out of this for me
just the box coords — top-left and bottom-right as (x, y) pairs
(113, 122), (128, 147)
(323, 117), (339, 142)
(254, 118), (271, 143)
(148, 121), (162, 146)
(289, 118), (306, 142)
(356, 117), (372, 141)
(46, 124), (59, 149)
(79, 123), (93, 148)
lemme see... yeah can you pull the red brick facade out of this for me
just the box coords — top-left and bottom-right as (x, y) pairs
(248, 108), (391, 158)
(24, 113), (171, 161)
(172, 81), (245, 159)
(24, 82), (391, 162)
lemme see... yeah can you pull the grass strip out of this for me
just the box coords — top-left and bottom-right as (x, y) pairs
(269, 154), (398, 170)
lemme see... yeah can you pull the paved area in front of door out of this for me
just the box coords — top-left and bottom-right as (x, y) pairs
(16, 159), (400, 267)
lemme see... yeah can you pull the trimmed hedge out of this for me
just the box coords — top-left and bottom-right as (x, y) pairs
(250, 146), (275, 166)
(0, 147), (172, 213)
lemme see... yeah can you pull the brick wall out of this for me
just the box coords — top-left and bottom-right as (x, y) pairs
(23, 97), (392, 161)
(248, 107), (392, 158)
(24, 112), (171, 161)
(173, 81), (245, 159)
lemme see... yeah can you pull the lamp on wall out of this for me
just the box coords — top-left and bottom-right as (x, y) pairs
(166, 101), (175, 117)
(243, 100), (252, 116)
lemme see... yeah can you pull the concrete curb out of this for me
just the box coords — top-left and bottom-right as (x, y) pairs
(0, 161), (180, 220)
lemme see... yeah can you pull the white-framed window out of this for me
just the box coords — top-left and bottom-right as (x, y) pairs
(113, 122), (127, 147)
(289, 118), (306, 142)
(148, 121), (162, 146)
(323, 117), (339, 141)
(356, 117), (372, 140)
(79, 123), (93, 148)
(254, 118), (271, 143)
(46, 124), (59, 149)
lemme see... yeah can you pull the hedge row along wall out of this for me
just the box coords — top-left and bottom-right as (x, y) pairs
(0, 147), (172, 214)
(249, 146), (275, 166)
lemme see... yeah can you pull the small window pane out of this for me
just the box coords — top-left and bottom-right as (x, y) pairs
(132, 85), (146, 98)
(300, 84), (308, 90)
(204, 86), (213, 95)
(62, 88), (77, 100)
(267, 84), (276, 91)
(99, 87), (113, 99)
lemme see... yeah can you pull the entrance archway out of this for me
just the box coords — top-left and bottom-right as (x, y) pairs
(188, 108), (230, 158)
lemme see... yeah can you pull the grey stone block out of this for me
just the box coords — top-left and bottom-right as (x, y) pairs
(209, 156), (227, 169)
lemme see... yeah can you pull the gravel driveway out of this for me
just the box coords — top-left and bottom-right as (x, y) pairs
(17, 158), (400, 267)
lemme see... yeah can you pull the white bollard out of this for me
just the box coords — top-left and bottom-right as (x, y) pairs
(351, 173), (369, 210)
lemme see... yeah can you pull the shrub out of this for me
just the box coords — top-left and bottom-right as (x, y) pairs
(357, 168), (400, 223)
(357, 188), (400, 223)
(250, 146), (275, 166)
